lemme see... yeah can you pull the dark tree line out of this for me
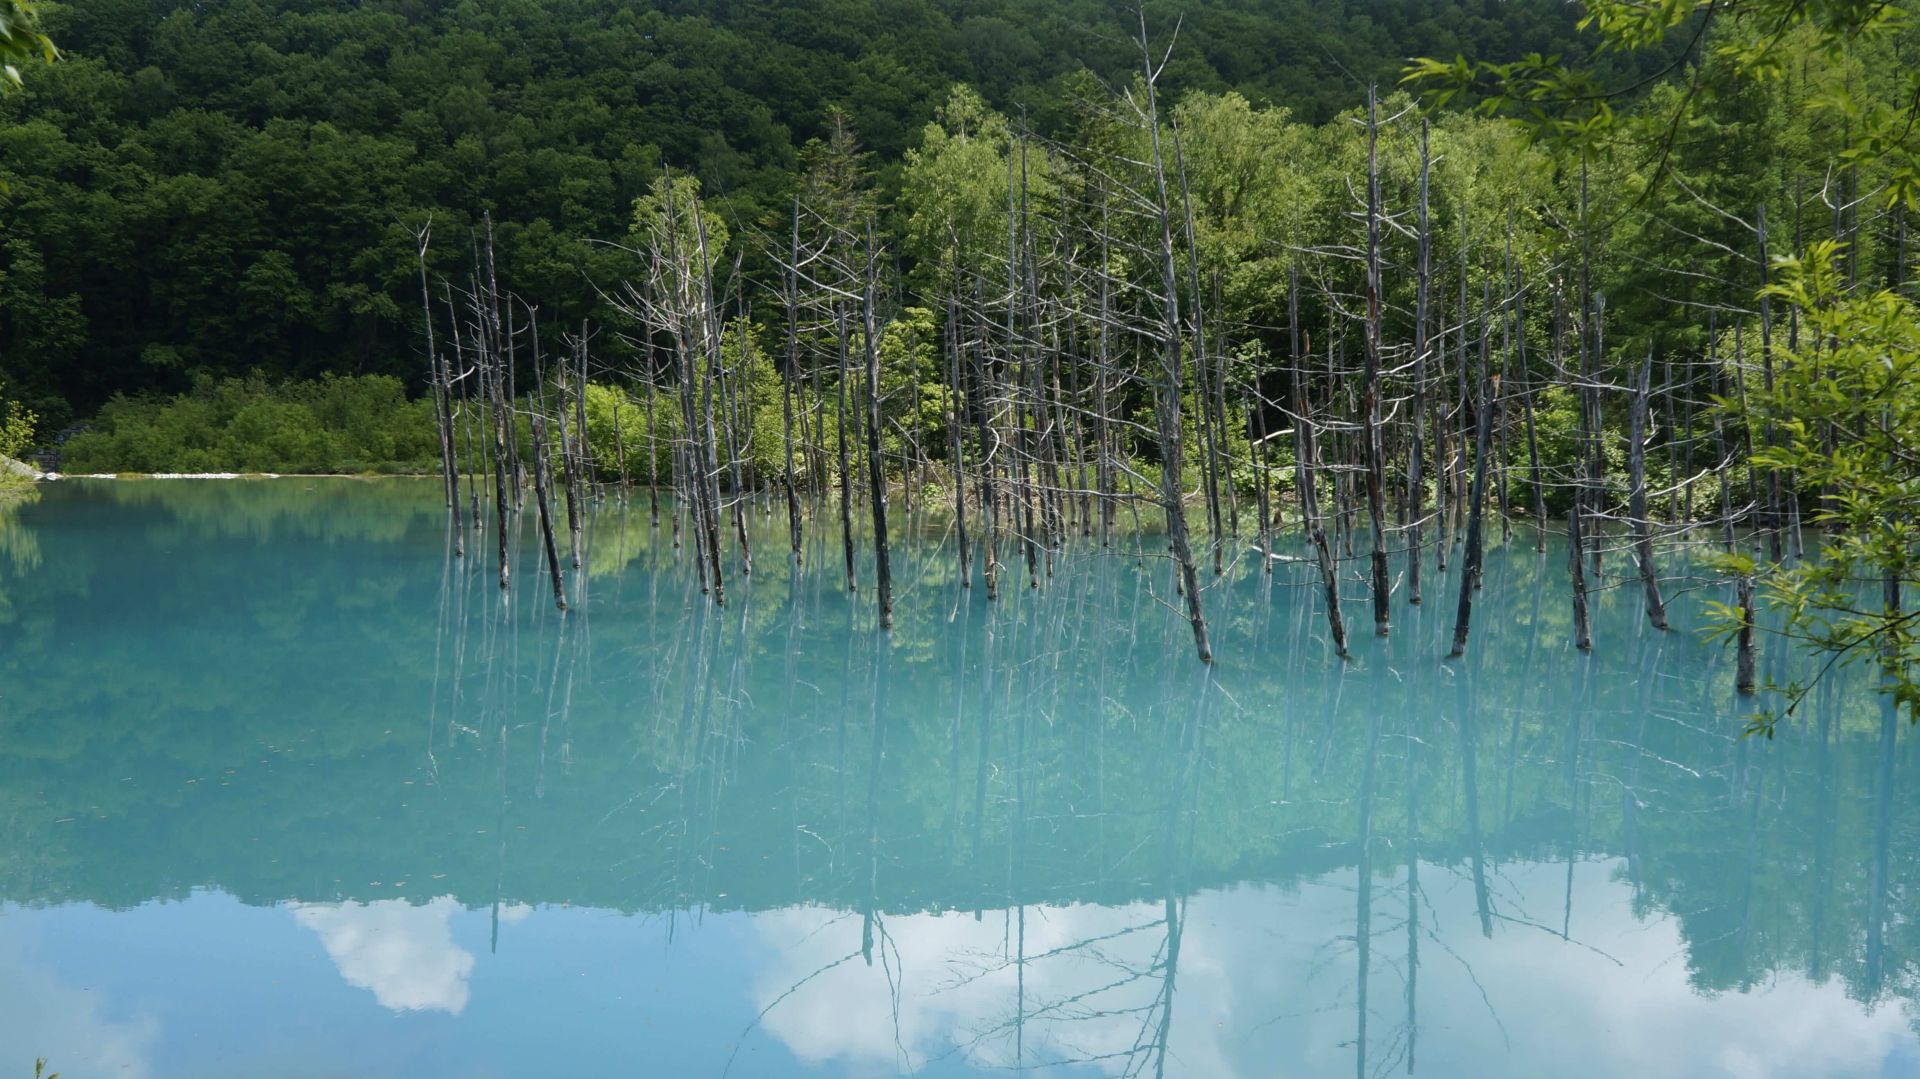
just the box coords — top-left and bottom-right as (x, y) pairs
(0, 0), (1677, 429)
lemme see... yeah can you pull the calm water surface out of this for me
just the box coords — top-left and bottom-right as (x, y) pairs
(0, 479), (1913, 1078)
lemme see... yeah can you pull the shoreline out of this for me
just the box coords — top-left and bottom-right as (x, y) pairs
(46, 471), (440, 481)
(3, 455), (44, 482)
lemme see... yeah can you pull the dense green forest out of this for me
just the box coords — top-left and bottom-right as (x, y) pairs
(0, 0), (1677, 429)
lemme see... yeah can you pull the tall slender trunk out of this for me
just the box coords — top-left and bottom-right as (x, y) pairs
(946, 287), (971, 588)
(1361, 87), (1392, 635)
(784, 200), (805, 564)
(1757, 201), (1784, 562)
(1449, 323), (1496, 657)
(1408, 120), (1433, 603)
(1139, 8), (1212, 663)
(417, 226), (458, 518)
(530, 409), (569, 610)
(1292, 267), (1347, 657)
(489, 301), (513, 591)
(1568, 506), (1593, 652)
(1629, 349), (1669, 630)
(862, 220), (894, 628)
(835, 307), (858, 593)
(1172, 120), (1226, 576)
(553, 323), (584, 570)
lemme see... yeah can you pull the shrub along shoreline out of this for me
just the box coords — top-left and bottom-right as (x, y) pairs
(47, 367), (1693, 521)
(58, 374), (444, 476)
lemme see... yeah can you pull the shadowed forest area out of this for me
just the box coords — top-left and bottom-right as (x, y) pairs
(0, 0), (1680, 429)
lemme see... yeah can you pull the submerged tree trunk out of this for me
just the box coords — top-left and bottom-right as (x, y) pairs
(784, 200), (806, 565)
(836, 307), (859, 594)
(1407, 120), (1433, 605)
(1290, 270), (1347, 657)
(1628, 350), (1669, 630)
(1568, 507), (1593, 651)
(862, 221), (894, 628)
(1450, 349), (1496, 657)
(489, 306), (513, 591)
(1140, 8), (1211, 664)
(553, 325), (585, 571)
(1361, 87), (1393, 636)
(946, 289), (971, 589)
(530, 410), (569, 610)
(1736, 572), (1757, 694)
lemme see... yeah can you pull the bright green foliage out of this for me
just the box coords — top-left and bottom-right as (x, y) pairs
(0, 0), (53, 92)
(0, 398), (33, 460)
(61, 375), (440, 475)
(0, 379), (36, 495)
(875, 306), (945, 462)
(632, 173), (728, 271)
(579, 382), (675, 484)
(1411, 0), (1920, 732)
(1706, 242), (1920, 729)
(1405, 0), (1920, 204)
(900, 86), (1014, 279)
(1171, 92), (1319, 325)
(723, 318), (793, 485)
(1504, 385), (1603, 517)
(576, 334), (799, 490)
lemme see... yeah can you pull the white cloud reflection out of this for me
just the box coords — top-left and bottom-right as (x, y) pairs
(0, 931), (158, 1077)
(292, 895), (474, 1014)
(746, 860), (1919, 1078)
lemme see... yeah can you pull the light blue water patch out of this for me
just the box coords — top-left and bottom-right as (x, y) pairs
(0, 479), (1912, 1078)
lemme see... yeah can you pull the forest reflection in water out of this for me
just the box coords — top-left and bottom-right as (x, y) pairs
(0, 479), (1912, 1077)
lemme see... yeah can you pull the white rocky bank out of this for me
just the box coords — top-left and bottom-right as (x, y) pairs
(2, 456), (55, 481)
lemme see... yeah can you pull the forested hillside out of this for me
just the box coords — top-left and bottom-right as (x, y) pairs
(0, 0), (1657, 427)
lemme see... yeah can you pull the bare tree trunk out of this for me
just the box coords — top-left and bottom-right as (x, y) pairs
(784, 200), (805, 565)
(1758, 201), (1783, 562)
(575, 320), (591, 502)
(1629, 349), (1669, 630)
(1514, 260), (1546, 551)
(1736, 572), (1757, 693)
(1568, 507), (1593, 651)
(1097, 189), (1117, 548)
(483, 213), (523, 508)
(644, 344), (661, 527)
(553, 326), (584, 570)
(1710, 314), (1736, 552)
(1360, 87), (1393, 635)
(1172, 120), (1226, 577)
(946, 288), (971, 588)
(835, 307), (858, 593)
(1450, 331), (1496, 657)
(1292, 267), (1347, 657)
(489, 298), (513, 591)
(862, 220), (894, 628)
(1452, 236), (1471, 552)
(1408, 120), (1433, 604)
(445, 284), (482, 533)
(696, 213), (750, 580)
(971, 280), (1001, 600)
(1139, 8), (1212, 663)
(416, 224), (458, 519)
(530, 409), (569, 610)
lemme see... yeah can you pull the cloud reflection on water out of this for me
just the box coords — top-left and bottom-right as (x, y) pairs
(748, 860), (1916, 1078)
(291, 894), (476, 1014)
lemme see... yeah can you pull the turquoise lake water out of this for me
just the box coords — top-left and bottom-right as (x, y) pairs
(0, 479), (1913, 1078)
